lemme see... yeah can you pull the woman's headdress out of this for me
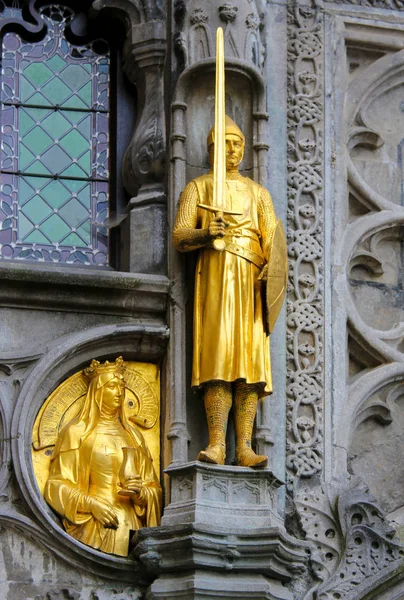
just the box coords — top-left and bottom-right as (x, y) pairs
(83, 356), (125, 388)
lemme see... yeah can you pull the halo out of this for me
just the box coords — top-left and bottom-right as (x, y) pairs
(33, 362), (159, 451)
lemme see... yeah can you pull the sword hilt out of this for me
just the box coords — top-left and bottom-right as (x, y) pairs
(197, 203), (242, 251)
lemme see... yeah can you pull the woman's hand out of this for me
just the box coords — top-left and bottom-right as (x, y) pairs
(124, 477), (147, 506)
(89, 496), (119, 528)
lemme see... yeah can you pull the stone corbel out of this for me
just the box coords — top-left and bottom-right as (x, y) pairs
(91, 0), (167, 274)
(91, 0), (166, 199)
(121, 20), (166, 199)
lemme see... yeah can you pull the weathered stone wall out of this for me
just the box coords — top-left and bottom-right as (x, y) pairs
(2, 0), (404, 598)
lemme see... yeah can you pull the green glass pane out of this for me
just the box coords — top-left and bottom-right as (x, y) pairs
(60, 129), (89, 157)
(24, 127), (53, 154)
(40, 213), (70, 241)
(62, 94), (89, 110)
(61, 232), (87, 246)
(65, 110), (88, 125)
(41, 180), (71, 209)
(26, 107), (50, 122)
(47, 55), (66, 73)
(59, 198), (89, 227)
(20, 178), (35, 205)
(78, 150), (91, 172)
(61, 163), (88, 178)
(77, 115), (91, 138)
(19, 110), (36, 135)
(41, 145), (70, 173)
(23, 62), (53, 87)
(78, 81), (91, 105)
(82, 63), (91, 73)
(22, 195), (52, 222)
(77, 184), (91, 209)
(24, 229), (50, 244)
(41, 78), (71, 105)
(20, 145), (36, 170)
(18, 212), (34, 239)
(27, 92), (51, 106)
(24, 160), (51, 175)
(63, 179), (87, 193)
(20, 78), (36, 102)
(42, 112), (71, 140)
(60, 65), (89, 90)
(77, 222), (91, 244)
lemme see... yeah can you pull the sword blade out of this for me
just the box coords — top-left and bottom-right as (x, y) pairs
(213, 27), (226, 212)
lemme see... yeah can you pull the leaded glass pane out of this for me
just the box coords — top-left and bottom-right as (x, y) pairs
(0, 4), (110, 266)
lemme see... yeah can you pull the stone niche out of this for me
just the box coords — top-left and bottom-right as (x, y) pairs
(185, 68), (254, 181)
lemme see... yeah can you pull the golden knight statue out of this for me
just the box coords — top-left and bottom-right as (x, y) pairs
(43, 357), (162, 556)
(173, 29), (287, 468)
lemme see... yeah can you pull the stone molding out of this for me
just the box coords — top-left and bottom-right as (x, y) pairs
(0, 263), (169, 318)
(134, 522), (309, 582)
(286, 0), (325, 482)
(324, 0), (404, 9)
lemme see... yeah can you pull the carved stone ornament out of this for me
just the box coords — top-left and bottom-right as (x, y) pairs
(219, 2), (238, 23)
(246, 12), (260, 30)
(286, 0), (324, 483)
(190, 7), (208, 24)
(173, 0), (266, 72)
(296, 481), (404, 600)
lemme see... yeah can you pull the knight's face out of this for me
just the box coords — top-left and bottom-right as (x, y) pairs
(225, 134), (244, 169)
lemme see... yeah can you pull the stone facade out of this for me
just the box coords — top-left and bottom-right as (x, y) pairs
(1, 0), (404, 598)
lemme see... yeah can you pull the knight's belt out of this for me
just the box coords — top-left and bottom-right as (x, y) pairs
(210, 237), (265, 269)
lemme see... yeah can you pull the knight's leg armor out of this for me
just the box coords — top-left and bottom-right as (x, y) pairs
(197, 381), (232, 465)
(234, 382), (268, 468)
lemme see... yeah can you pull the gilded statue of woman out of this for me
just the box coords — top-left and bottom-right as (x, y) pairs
(44, 357), (161, 557)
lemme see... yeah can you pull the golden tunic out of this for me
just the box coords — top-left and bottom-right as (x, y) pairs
(173, 171), (277, 394)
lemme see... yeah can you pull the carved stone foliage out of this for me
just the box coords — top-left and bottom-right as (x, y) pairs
(286, 0), (324, 482)
(173, 0), (266, 73)
(91, 0), (166, 198)
(296, 481), (404, 600)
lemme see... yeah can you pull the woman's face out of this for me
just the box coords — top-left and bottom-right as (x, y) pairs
(101, 376), (125, 412)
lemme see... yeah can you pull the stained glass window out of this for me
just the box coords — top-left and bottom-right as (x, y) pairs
(0, 5), (110, 266)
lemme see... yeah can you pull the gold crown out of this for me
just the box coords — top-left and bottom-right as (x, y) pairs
(83, 356), (125, 382)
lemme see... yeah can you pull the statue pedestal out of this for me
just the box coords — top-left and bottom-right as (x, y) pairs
(132, 462), (309, 600)
(161, 460), (284, 529)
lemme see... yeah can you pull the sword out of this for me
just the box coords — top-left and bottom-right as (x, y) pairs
(197, 27), (241, 251)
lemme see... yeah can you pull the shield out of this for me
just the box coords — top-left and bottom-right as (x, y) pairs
(266, 218), (288, 333)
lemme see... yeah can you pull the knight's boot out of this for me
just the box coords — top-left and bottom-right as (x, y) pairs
(234, 382), (268, 468)
(197, 381), (232, 465)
